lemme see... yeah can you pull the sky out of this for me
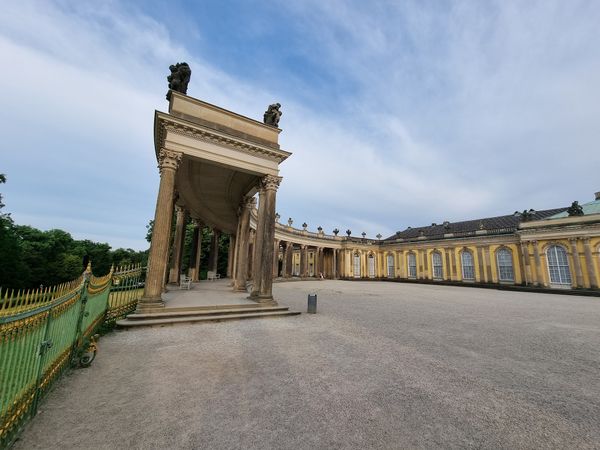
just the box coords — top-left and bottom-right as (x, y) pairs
(1, 0), (599, 250)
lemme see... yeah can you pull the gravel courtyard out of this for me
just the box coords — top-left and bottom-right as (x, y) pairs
(15, 281), (600, 449)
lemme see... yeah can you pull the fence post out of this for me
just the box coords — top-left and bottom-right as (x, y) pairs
(70, 264), (91, 367)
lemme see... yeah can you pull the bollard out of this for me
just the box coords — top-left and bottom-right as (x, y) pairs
(307, 293), (317, 314)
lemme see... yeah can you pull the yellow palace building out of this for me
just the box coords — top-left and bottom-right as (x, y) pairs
(265, 192), (600, 292)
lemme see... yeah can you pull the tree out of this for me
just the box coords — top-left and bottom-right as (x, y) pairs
(0, 174), (28, 289)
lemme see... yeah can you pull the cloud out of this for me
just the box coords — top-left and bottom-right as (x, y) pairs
(1, 0), (599, 250)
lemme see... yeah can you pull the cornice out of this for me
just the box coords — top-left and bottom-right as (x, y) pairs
(154, 111), (291, 164)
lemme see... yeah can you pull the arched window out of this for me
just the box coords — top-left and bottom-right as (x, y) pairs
(387, 254), (395, 278)
(353, 252), (361, 278)
(407, 253), (417, 279)
(547, 245), (571, 285)
(368, 254), (375, 278)
(432, 252), (443, 280)
(496, 248), (514, 282)
(461, 250), (475, 280)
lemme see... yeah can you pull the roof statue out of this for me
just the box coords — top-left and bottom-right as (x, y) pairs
(166, 62), (191, 100)
(567, 201), (584, 216)
(263, 103), (282, 127)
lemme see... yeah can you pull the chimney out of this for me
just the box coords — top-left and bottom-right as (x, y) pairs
(595, 191), (600, 201)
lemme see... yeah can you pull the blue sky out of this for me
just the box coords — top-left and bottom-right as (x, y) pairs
(1, 0), (599, 250)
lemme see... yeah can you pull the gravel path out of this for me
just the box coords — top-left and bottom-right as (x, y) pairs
(14, 281), (600, 449)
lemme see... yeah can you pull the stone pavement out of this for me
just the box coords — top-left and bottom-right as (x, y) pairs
(15, 281), (600, 449)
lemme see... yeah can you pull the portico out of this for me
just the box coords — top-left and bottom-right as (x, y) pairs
(137, 91), (291, 313)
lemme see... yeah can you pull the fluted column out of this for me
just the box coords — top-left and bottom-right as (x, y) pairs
(583, 238), (598, 289)
(188, 220), (200, 281)
(250, 187), (267, 298)
(139, 149), (182, 310)
(233, 196), (255, 292)
(570, 238), (584, 288)
(332, 249), (338, 279)
(257, 175), (281, 302)
(300, 245), (307, 278)
(209, 229), (220, 273)
(168, 206), (188, 284)
(227, 235), (235, 278)
(283, 242), (292, 278)
(273, 239), (280, 277)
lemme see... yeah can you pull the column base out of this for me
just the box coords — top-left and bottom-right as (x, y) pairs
(136, 297), (165, 313)
(254, 295), (277, 306)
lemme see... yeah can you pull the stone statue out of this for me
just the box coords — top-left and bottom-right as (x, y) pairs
(263, 103), (282, 127)
(166, 62), (192, 100)
(567, 201), (584, 216)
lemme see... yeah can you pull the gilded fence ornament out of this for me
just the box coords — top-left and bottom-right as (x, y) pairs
(166, 62), (191, 100)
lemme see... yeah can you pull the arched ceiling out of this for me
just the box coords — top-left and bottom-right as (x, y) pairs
(176, 156), (258, 234)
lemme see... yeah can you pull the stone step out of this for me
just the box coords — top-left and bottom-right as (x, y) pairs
(126, 306), (290, 320)
(116, 310), (300, 328)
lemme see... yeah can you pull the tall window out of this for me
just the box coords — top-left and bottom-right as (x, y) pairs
(432, 252), (443, 280)
(387, 254), (395, 278)
(547, 245), (571, 285)
(407, 253), (417, 279)
(496, 248), (514, 282)
(368, 254), (375, 278)
(461, 250), (475, 280)
(353, 253), (361, 278)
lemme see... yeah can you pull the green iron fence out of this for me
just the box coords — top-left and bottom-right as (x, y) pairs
(0, 264), (144, 448)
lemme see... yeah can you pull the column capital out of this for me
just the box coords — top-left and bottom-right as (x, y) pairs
(261, 175), (282, 191)
(243, 195), (256, 208)
(158, 149), (183, 172)
(569, 237), (578, 244)
(582, 237), (591, 245)
(174, 204), (185, 214)
(191, 218), (203, 227)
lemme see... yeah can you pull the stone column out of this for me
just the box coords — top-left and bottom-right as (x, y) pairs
(233, 196), (255, 292)
(282, 242), (291, 278)
(231, 218), (242, 285)
(168, 206), (188, 284)
(570, 238), (584, 288)
(300, 245), (307, 278)
(583, 238), (598, 289)
(188, 220), (200, 281)
(250, 187), (267, 297)
(139, 149), (182, 310)
(208, 229), (220, 274)
(532, 241), (542, 286)
(227, 235), (235, 278)
(273, 240), (280, 277)
(257, 175), (281, 302)
(333, 249), (338, 279)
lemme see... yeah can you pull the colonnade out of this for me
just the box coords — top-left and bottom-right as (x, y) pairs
(138, 148), (283, 311)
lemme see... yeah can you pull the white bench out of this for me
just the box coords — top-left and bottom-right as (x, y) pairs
(180, 274), (192, 290)
(207, 271), (221, 281)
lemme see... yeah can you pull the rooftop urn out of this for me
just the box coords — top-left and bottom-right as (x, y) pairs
(333, 228), (339, 236)
(287, 218), (293, 227)
(376, 233), (382, 240)
(302, 222), (308, 230)
(275, 213), (281, 222)
(317, 226), (323, 234)
(361, 232), (366, 239)
(346, 229), (352, 236)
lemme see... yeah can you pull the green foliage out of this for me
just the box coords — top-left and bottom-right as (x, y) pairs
(0, 172), (149, 289)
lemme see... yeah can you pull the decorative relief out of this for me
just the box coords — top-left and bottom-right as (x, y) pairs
(158, 149), (182, 172)
(158, 122), (287, 163)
